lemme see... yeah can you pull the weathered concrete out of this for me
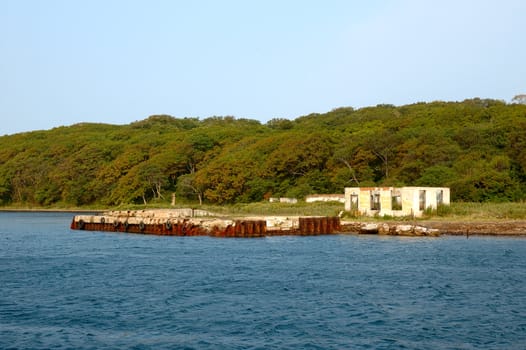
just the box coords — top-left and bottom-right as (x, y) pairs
(340, 221), (441, 237)
(344, 186), (450, 218)
(305, 194), (345, 203)
(71, 209), (447, 237)
(71, 210), (341, 237)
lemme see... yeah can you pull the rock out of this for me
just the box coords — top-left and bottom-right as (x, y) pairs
(427, 228), (441, 236)
(413, 226), (427, 236)
(360, 223), (379, 234)
(395, 225), (413, 235)
(378, 223), (391, 235)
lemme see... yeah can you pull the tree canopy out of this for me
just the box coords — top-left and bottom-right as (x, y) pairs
(1, 99), (526, 207)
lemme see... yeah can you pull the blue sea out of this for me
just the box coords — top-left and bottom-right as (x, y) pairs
(1, 212), (526, 349)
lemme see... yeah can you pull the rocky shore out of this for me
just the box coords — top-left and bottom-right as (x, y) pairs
(5, 208), (526, 237)
(340, 221), (441, 236)
(343, 220), (526, 236)
(420, 220), (526, 236)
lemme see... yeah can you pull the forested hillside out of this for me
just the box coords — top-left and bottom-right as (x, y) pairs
(1, 98), (526, 207)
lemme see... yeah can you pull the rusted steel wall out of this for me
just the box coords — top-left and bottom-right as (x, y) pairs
(70, 218), (207, 236)
(298, 217), (340, 235)
(71, 216), (341, 238)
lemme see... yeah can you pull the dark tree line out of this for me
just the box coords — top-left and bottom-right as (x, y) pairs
(1, 98), (526, 207)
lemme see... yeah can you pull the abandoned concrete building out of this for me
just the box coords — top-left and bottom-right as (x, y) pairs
(344, 187), (450, 217)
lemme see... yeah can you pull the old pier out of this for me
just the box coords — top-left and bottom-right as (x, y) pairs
(70, 209), (441, 237)
(70, 209), (342, 238)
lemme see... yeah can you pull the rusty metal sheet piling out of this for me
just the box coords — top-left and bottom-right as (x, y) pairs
(71, 213), (341, 238)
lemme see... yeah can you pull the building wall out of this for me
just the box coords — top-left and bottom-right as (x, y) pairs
(305, 194), (345, 203)
(344, 187), (450, 217)
(269, 197), (298, 204)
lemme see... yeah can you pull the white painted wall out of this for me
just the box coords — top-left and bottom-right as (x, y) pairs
(344, 187), (450, 217)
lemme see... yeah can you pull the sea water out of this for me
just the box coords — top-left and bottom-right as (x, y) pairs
(1, 212), (525, 349)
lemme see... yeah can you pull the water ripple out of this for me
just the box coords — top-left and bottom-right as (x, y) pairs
(1, 212), (526, 349)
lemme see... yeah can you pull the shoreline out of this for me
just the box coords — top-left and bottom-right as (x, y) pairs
(0, 208), (103, 213)
(420, 220), (526, 236)
(3, 208), (526, 236)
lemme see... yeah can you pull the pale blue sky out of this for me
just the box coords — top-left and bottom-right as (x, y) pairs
(1, 0), (525, 135)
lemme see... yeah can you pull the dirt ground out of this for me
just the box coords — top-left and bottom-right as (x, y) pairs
(417, 220), (526, 236)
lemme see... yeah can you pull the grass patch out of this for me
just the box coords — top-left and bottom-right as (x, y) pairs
(123, 200), (344, 217)
(339, 202), (526, 221)
(437, 202), (526, 220)
(124, 201), (526, 220)
(4, 200), (526, 221)
(200, 201), (344, 217)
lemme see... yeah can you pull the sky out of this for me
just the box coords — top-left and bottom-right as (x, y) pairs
(1, 0), (525, 135)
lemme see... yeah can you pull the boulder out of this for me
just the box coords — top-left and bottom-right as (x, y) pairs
(360, 223), (379, 234)
(378, 223), (391, 235)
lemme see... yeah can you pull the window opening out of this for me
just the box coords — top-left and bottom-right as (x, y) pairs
(350, 194), (359, 211)
(436, 190), (443, 205)
(370, 192), (381, 211)
(419, 190), (426, 211)
(391, 190), (402, 210)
